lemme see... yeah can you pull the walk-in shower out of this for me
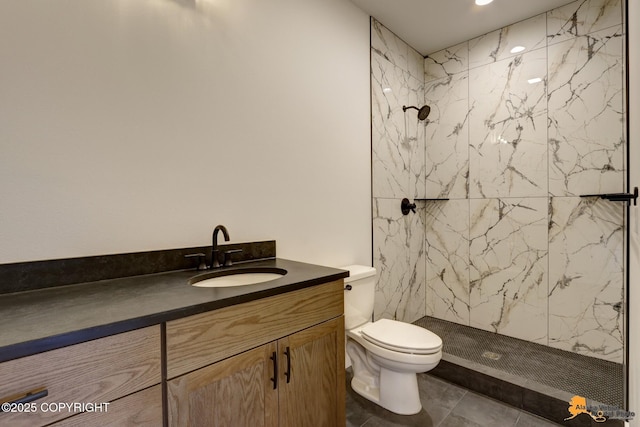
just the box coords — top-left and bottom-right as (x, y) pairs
(371, 0), (631, 423)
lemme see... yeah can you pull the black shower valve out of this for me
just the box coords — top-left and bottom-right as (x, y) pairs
(401, 198), (417, 215)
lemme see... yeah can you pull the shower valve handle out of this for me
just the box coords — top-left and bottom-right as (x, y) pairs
(401, 198), (417, 215)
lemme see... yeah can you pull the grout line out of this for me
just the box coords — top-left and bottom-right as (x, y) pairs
(436, 388), (467, 427)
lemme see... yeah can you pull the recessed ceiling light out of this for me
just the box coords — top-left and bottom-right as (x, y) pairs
(510, 46), (526, 53)
(475, 0), (494, 5)
(528, 77), (543, 84)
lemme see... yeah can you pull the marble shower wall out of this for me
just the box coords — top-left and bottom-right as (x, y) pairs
(424, 0), (625, 363)
(371, 18), (427, 323)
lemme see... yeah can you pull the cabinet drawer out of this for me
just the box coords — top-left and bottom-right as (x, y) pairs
(52, 385), (163, 427)
(166, 280), (344, 378)
(0, 326), (161, 427)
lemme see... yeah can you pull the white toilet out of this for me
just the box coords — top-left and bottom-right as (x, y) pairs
(342, 265), (442, 415)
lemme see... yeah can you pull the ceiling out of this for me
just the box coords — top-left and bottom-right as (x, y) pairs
(348, 0), (574, 56)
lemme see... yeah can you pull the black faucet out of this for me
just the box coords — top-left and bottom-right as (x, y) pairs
(211, 225), (230, 268)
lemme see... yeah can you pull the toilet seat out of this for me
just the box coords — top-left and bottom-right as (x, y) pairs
(360, 319), (442, 355)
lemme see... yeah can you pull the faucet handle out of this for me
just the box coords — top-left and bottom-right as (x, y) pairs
(223, 249), (243, 267)
(211, 249), (221, 268)
(185, 253), (207, 271)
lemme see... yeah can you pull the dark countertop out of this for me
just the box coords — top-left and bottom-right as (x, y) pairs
(0, 258), (348, 363)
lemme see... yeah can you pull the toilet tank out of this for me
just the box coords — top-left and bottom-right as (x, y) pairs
(341, 265), (376, 330)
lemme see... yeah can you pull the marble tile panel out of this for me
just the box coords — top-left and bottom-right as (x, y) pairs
(371, 19), (423, 80)
(371, 18), (409, 72)
(469, 198), (548, 344)
(407, 45), (425, 82)
(469, 14), (546, 69)
(408, 203), (427, 323)
(373, 198), (426, 323)
(425, 72), (469, 199)
(408, 78), (427, 200)
(547, 0), (622, 45)
(424, 41), (468, 82)
(469, 49), (548, 198)
(548, 25), (624, 196)
(425, 200), (470, 325)
(548, 197), (624, 363)
(372, 51), (423, 198)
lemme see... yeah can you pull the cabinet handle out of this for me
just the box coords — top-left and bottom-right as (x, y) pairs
(284, 347), (291, 383)
(270, 352), (278, 390)
(0, 387), (48, 411)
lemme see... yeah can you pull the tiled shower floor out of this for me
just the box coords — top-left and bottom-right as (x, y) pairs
(414, 316), (624, 408)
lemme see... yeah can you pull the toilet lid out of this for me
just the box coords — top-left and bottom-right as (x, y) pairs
(361, 319), (442, 354)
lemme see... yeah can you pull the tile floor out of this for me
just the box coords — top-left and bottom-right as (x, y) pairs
(346, 371), (562, 427)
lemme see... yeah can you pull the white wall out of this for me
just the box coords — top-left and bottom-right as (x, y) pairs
(629, 0), (639, 423)
(0, 0), (371, 267)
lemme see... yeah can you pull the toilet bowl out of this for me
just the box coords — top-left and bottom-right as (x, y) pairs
(342, 265), (442, 415)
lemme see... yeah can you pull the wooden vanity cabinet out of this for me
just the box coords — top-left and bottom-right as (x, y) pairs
(0, 278), (345, 427)
(0, 326), (162, 427)
(51, 385), (163, 427)
(166, 280), (346, 427)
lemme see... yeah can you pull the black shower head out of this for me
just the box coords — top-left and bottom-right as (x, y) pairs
(402, 105), (431, 121)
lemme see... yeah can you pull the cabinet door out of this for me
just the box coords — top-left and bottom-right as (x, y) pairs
(278, 316), (345, 427)
(167, 342), (278, 427)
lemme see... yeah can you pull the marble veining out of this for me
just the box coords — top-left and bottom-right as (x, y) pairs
(469, 198), (548, 344)
(548, 25), (624, 196)
(425, 200), (470, 324)
(371, 18), (424, 81)
(424, 41), (468, 82)
(547, 0), (622, 46)
(371, 18), (427, 324)
(548, 197), (624, 363)
(371, 19), (408, 73)
(372, 50), (424, 199)
(469, 48), (548, 198)
(425, 72), (470, 199)
(469, 13), (546, 69)
(373, 198), (425, 323)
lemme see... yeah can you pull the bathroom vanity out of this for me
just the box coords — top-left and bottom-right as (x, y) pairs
(0, 257), (347, 426)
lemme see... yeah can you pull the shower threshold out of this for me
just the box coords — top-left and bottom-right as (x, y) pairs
(414, 316), (625, 427)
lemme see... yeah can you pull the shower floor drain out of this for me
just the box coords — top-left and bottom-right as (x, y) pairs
(482, 351), (502, 361)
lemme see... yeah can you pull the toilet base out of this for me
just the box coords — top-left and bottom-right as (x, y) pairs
(351, 367), (422, 415)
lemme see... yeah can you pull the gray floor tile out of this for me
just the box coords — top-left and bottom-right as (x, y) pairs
(345, 368), (566, 427)
(419, 374), (467, 425)
(362, 413), (434, 427)
(437, 412), (486, 427)
(515, 412), (563, 426)
(446, 391), (521, 427)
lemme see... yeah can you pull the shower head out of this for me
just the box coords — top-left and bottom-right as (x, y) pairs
(402, 105), (431, 121)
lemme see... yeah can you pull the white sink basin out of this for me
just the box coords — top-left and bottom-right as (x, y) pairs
(190, 267), (287, 288)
